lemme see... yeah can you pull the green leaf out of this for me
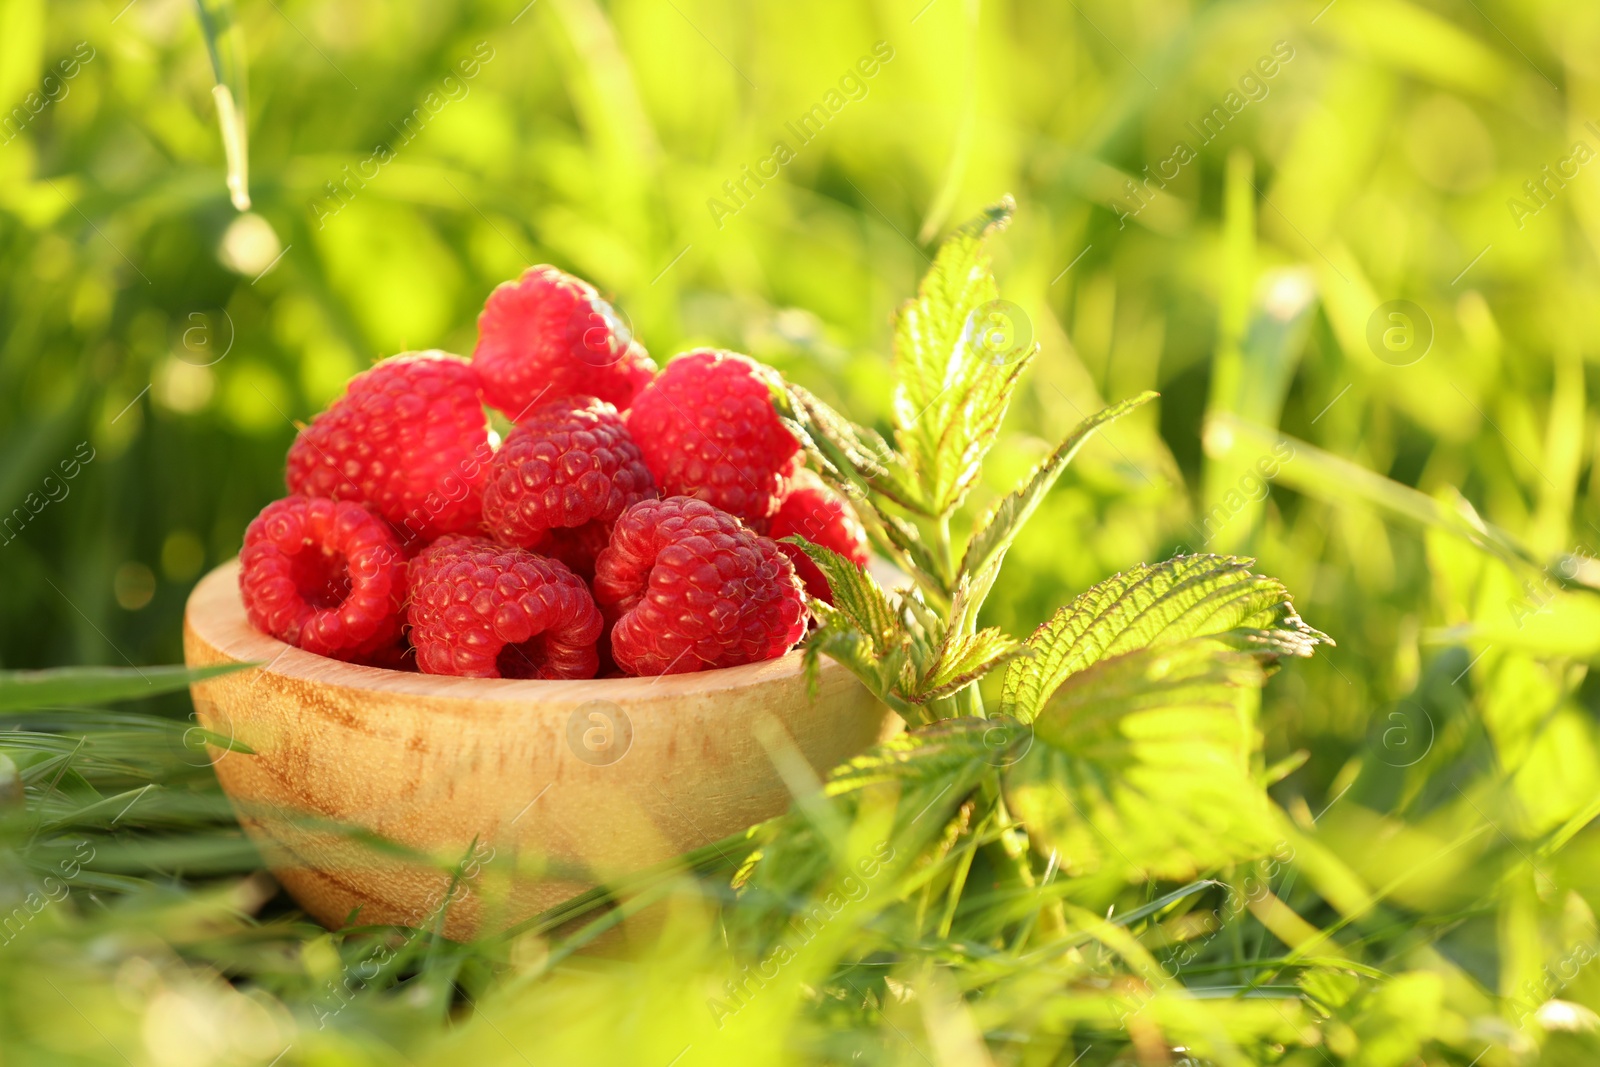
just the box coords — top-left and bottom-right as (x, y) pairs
(893, 202), (1011, 436)
(961, 391), (1158, 592)
(774, 380), (923, 514)
(871, 507), (950, 594)
(826, 716), (1015, 799)
(0, 664), (248, 714)
(891, 198), (1037, 516)
(824, 718), (1019, 838)
(999, 555), (1330, 722)
(906, 627), (1027, 705)
(927, 353), (1036, 515)
(803, 606), (912, 717)
(1003, 638), (1282, 881)
(773, 384), (946, 588)
(794, 537), (923, 719)
(786, 539), (903, 656)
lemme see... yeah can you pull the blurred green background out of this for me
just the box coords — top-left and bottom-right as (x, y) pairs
(7, 0), (1600, 1061)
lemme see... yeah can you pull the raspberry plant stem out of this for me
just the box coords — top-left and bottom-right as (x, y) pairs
(934, 512), (956, 594)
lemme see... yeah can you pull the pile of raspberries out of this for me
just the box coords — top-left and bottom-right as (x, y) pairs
(238, 266), (870, 679)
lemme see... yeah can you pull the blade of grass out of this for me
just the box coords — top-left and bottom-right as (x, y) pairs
(1208, 414), (1568, 579)
(194, 0), (252, 210)
(0, 663), (249, 713)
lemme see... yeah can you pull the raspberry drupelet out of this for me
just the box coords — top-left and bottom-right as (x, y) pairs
(473, 265), (657, 417)
(620, 348), (800, 527)
(592, 496), (808, 676)
(406, 535), (604, 679)
(480, 396), (657, 567)
(238, 495), (406, 660)
(284, 352), (492, 548)
(625, 349), (802, 527)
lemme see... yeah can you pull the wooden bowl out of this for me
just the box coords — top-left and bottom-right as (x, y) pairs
(181, 560), (897, 940)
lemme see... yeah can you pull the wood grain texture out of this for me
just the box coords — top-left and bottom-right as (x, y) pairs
(183, 559), (898, 940)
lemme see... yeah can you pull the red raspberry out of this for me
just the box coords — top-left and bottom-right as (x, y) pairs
(481, 397), (656, 555)
(473, 266), (657, 417)
(285, 352), (492, 547)
(239, 496), (406, 660)
(625, 349), (801, 526)
(769, 469), (871, 604)
(593, 497), (808, 676)
(406, 536), (603, 679)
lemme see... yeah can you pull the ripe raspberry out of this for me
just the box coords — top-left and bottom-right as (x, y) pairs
(593, 497), (808, 676)
(769, 469), (871, 604)
(406, 536), (603, 679)
(473, 265), (657, 417)
(625, 349), (801, 526)
(481, 397), (656, 555)
(239, 496), (406, 660)
(285, 352), (491, 547)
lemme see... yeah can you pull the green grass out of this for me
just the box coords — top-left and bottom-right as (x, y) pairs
(3, 0), (1600, 1063)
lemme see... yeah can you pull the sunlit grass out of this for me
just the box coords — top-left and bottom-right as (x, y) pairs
(1, 0), (1598, 1064)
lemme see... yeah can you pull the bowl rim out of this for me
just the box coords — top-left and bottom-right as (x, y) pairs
(186, 558), (824, 701)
